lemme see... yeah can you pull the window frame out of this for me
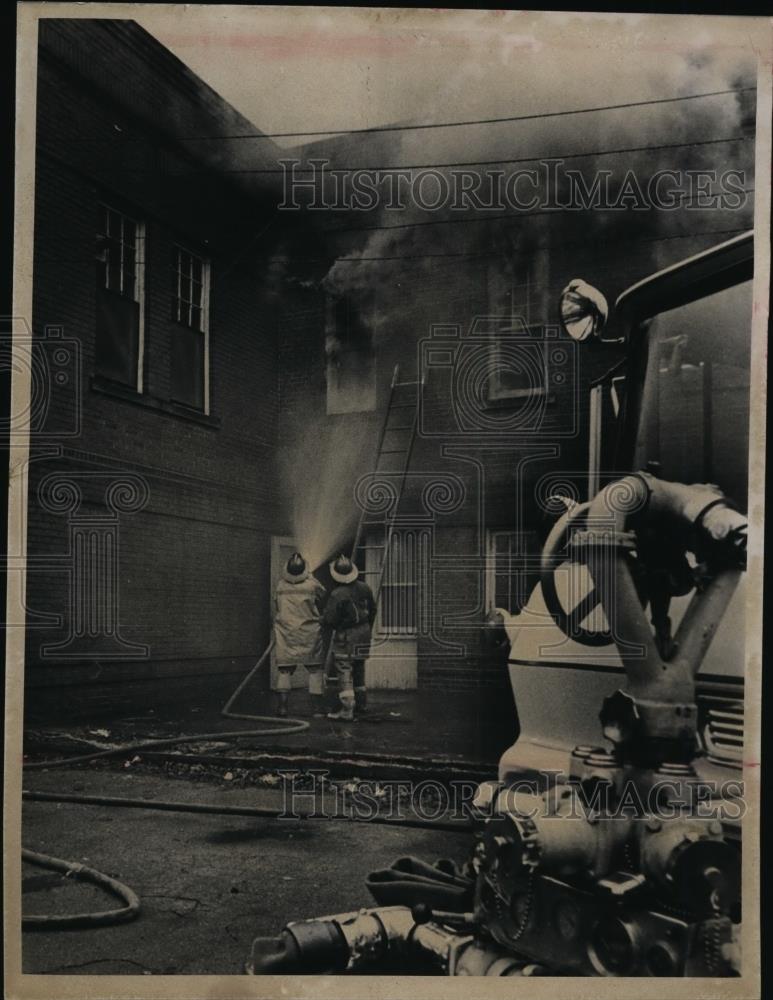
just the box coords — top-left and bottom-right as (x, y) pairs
(366, 527), (421, 637)
(170, 243), (211, 415)
(485, 529), (541, 616)
(96, 203), (146, 392)
(487, 324), (550, 404)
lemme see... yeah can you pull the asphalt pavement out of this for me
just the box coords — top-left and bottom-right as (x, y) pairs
(20, 767), (471, 975)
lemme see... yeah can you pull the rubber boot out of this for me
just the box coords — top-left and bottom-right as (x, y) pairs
(276, 690), (289, 718)
(327, 691), (355, 721)
(354, 688), (368, 715)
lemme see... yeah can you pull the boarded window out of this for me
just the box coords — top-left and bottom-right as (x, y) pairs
(170, 246), (210, 412)
(95, 205), (144, 387)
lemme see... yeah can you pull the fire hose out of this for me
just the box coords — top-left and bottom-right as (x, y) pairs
(21, 638), (309, 930)
(21, 639), (470, 932)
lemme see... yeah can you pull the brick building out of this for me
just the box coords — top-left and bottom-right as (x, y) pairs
(276, 109), (756, 692)
(23, 19), (755, 716)
(24, 19), (314, 716)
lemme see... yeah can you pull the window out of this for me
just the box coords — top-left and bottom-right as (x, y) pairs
(95, 205), (145, 389)
(379, 529), (422, 634)
(170, 246), (210, 413)
(487, 257), (553, 403)
(326, 293), (376, 414)
(486, 530), (541, 615)
(488, 323), (549, 403)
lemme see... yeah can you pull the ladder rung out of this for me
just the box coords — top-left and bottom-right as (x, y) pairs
(387, 424), (414, 430)
(389, 403), (416, 409)
(393, 380), (421, 387)
(358, 544), (386, 550)
(380, 449), (408, 455)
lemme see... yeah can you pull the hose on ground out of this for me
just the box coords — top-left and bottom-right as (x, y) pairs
(23, 721), (309, 771)
(22, 789), (474, 833)
(24, 639), (307, 772)
(21, 848), (141, 930)
(22, 638), (310, 929)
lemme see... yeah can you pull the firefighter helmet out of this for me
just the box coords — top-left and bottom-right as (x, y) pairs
(330, 554), (358, 585)
(284, 552), (309, 582)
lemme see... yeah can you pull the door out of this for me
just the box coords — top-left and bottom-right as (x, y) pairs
(269, 535), (307, 690)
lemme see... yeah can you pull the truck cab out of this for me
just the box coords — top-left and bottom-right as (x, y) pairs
(500, 232), (753, 791)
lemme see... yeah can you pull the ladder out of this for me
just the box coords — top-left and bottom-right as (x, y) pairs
(349, 364), (424, 606)
(223, 365), (423, 717)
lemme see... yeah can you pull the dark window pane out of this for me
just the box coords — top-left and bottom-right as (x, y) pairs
(106, 245), (121, 292)
(95, 288), (139, 386)
(192, 256), (202, 283)
(123, 219), (136, 249)
(170, 327), (204, 410)
(123, 246), (136, 295)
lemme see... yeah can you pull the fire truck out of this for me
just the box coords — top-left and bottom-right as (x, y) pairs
(249, 231), (755, 978)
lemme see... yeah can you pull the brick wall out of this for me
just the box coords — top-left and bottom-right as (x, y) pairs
(24, 32), (288, 714)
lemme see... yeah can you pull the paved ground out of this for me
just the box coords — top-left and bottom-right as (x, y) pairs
(21, 767), (471, 975)
(18, 676), (510, 976)
(25, 680), (520, 770)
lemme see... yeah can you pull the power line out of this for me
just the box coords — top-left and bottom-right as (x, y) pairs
(325, 187), (754, 237)
(192, 134), (751, 174)
(174, 87), (756, 142)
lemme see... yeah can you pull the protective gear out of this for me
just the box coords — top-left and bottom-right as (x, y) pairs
(284, 551), (308, 582)
(324, 579), (376, 718)
(307, 666), (324, 697)
(273, 574), (327, 667)
(276, 668), (293, 692)
(330, 554), (359, 585)
(327, 689), (355, 721)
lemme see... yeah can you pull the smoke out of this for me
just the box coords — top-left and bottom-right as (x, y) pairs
(301, 42), (756, 327)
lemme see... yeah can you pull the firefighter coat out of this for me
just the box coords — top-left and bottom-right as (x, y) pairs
(323, 580), (377, 662)
(273, 573), (327, 667)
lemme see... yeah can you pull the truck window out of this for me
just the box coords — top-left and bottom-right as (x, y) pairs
(632, 279), (752, 511)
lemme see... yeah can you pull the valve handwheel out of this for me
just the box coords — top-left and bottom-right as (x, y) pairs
(540, 501), (613, 647)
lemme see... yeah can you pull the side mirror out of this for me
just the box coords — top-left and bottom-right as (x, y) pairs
(559, 279), (608, 341)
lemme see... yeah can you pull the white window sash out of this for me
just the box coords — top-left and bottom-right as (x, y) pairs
(172, 245), (211, 414)
(98, 204), (145, 393)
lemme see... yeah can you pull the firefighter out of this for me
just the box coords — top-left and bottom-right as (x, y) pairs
(324, 554), (376, 721)
(273, 552), (327, 718)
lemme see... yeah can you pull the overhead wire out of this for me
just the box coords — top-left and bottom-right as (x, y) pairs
(172, 87), (756, 142)
(213, 134), (751, 174)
